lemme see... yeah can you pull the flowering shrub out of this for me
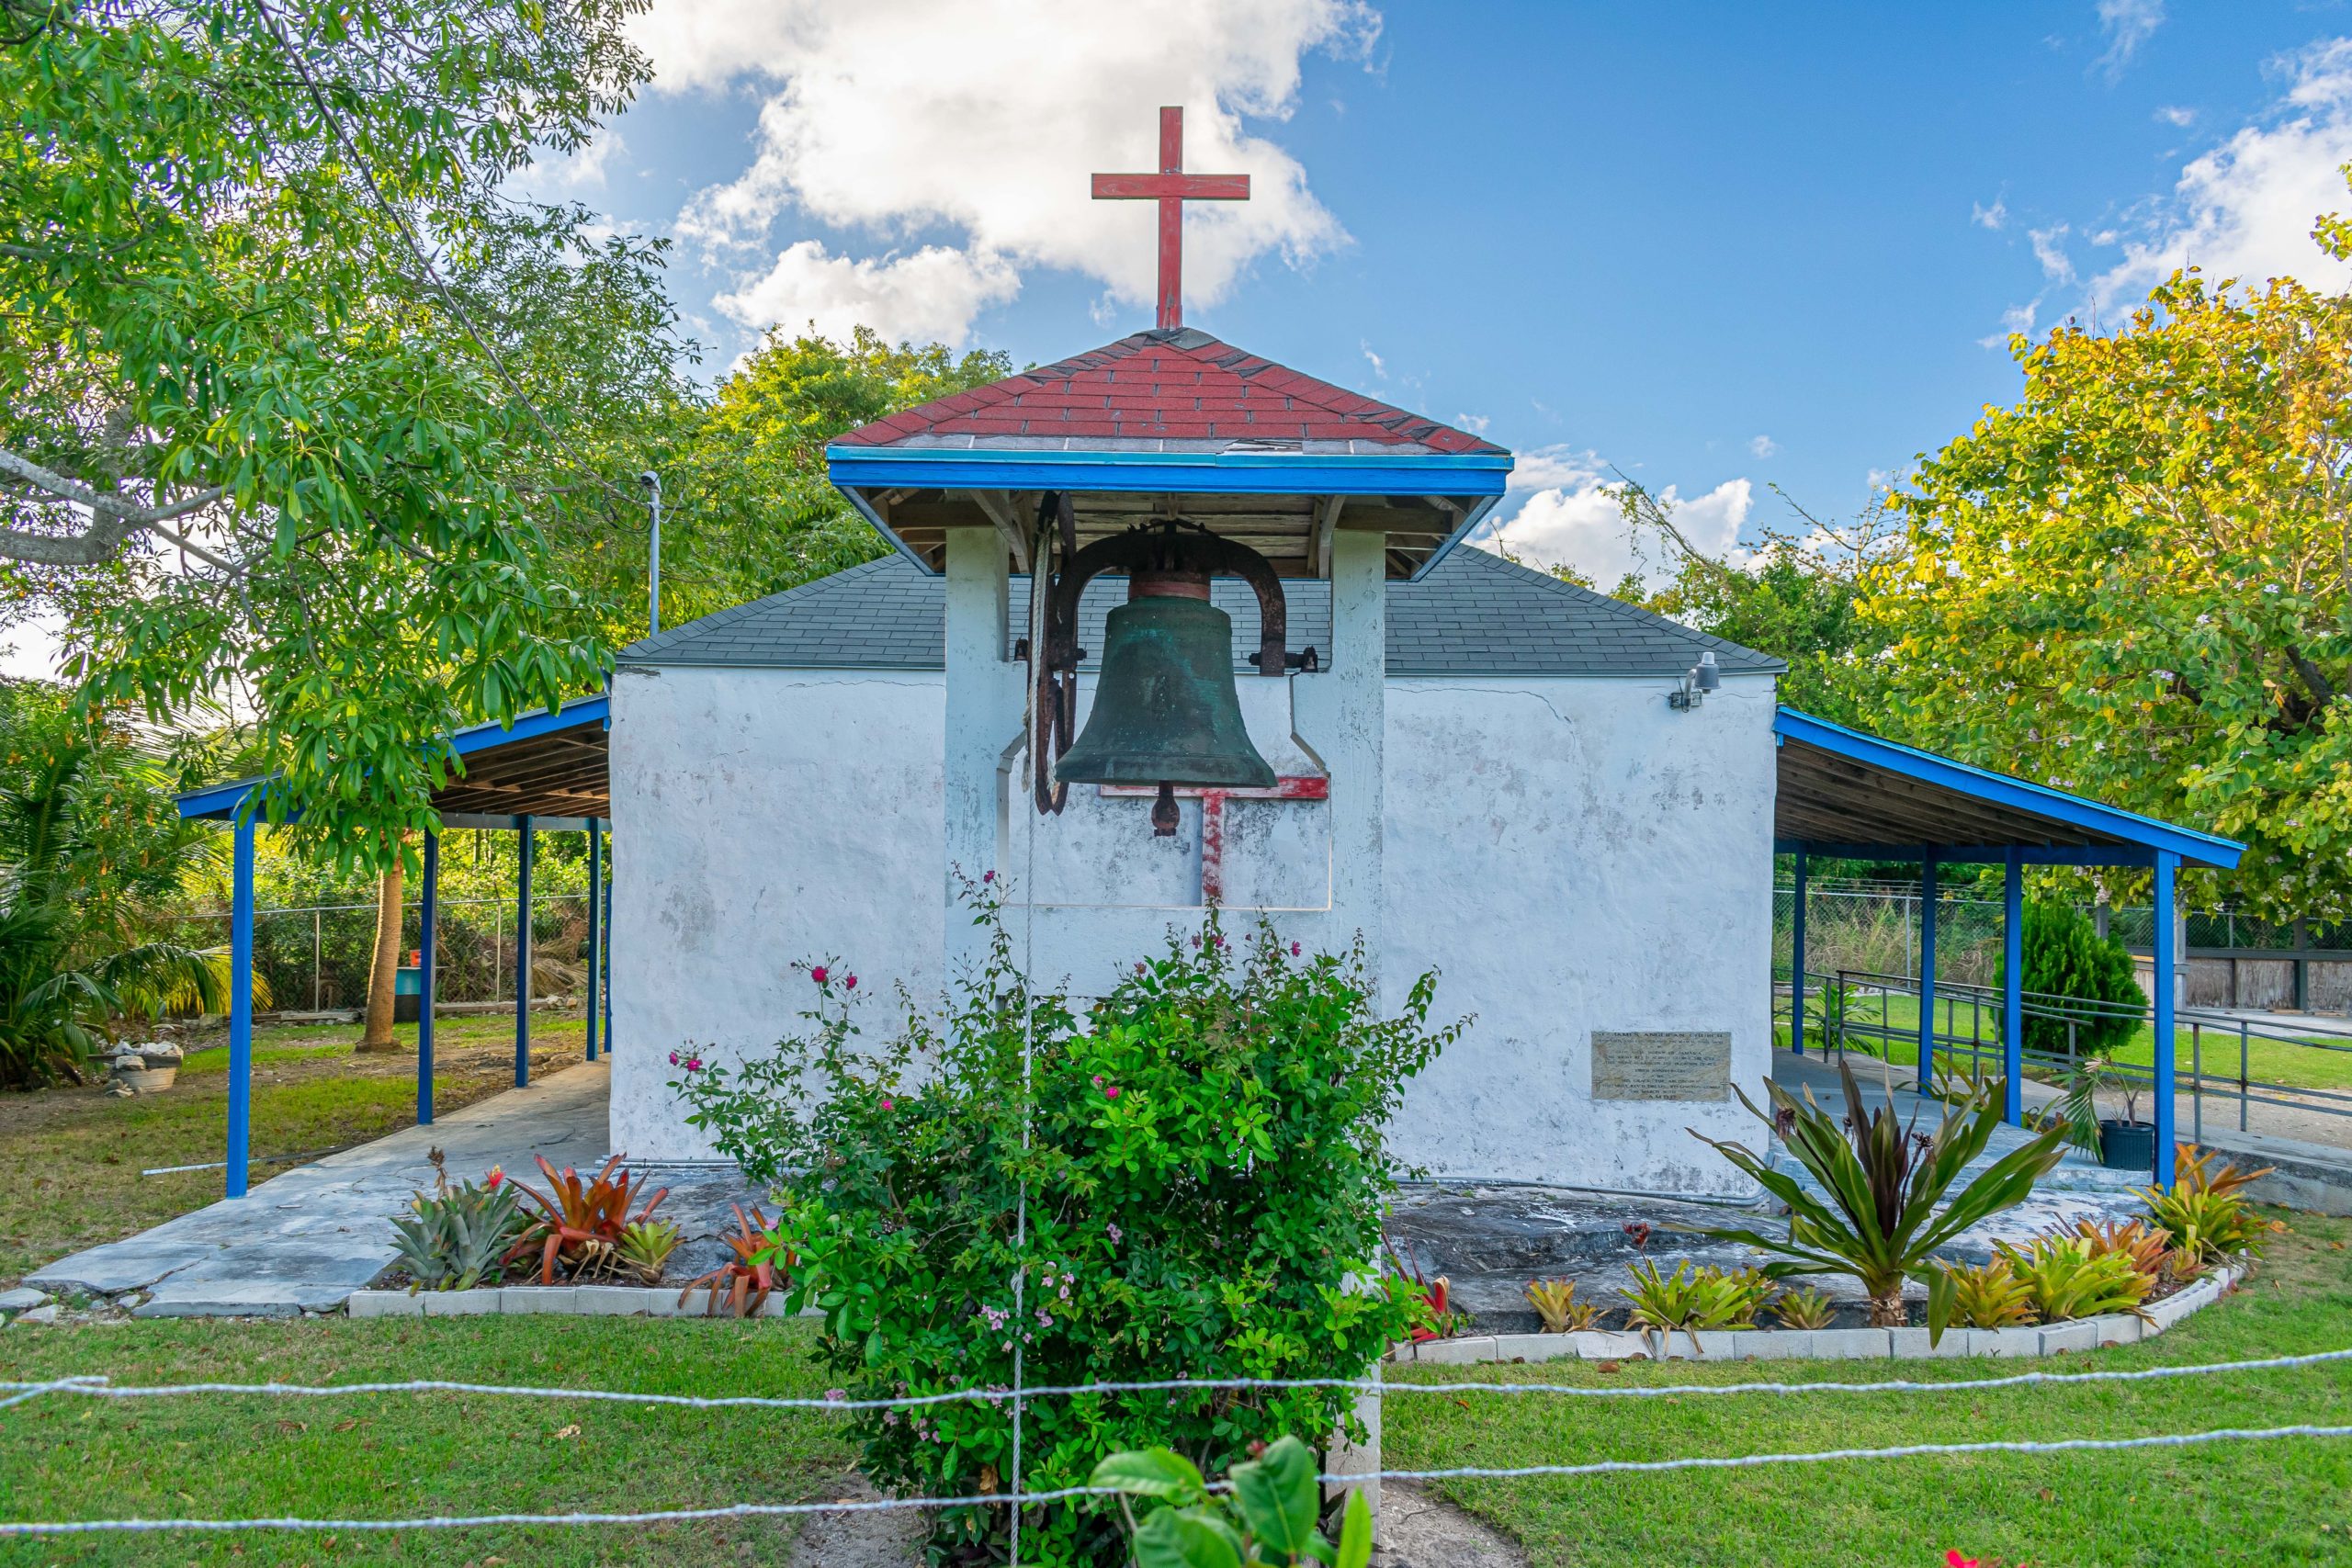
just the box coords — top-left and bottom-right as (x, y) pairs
(673, 882), (1457, 1565)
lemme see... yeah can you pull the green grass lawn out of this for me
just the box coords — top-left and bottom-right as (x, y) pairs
(0, 1013), (586, 1283)
(0, 1218), (2340, 1564)
(1387, 1210), (2352, 1567)
(1778, 993), (2352, 1096)
(0, 1315), (854, 1564)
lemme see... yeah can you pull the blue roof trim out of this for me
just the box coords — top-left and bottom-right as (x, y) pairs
(825, 446), (1512, 498)
(1773, 708), (2244, 871)
(176, 696), (611, 821)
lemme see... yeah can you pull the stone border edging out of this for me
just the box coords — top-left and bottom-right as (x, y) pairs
(1387, 1266), (2245, 1365)
(347, 1285), (797, 1319)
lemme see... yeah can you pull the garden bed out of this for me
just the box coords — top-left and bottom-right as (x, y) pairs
(1394, 1264), (2243, 1364)
(348, 1284), (795, 1318)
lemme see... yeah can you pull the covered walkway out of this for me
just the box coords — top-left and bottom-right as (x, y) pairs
(176, 698), (616, 1199)
(1773, 708), (2246, 1185)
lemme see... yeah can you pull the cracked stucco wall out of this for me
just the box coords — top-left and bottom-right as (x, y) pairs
(609, 661), (1777, 1190)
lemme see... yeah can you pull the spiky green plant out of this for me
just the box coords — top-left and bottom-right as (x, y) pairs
(1523, 1277), (1599, 1333)
(616, 1218), (683, 1282)
(390, 1166), (529, 1292)
(1690, 1056), (2067, 1342)
(1770, 1285), (1837, 1330)
(1946, 1258), (2035, 1328)
(1995, 1235), (2151, 1324)
(1622, 1260), (1763, 1348)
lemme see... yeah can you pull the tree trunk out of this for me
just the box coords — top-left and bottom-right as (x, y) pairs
(1866, 1288), (1906, 1328)
(356, 851), (406, 1052)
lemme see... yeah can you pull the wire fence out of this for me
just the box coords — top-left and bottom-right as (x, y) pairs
(161, 894), (596, 1013)
(2, 1348), (2348, 1538)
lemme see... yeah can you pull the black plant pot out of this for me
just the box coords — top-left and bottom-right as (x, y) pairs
(2098, 1118), (2157, 1172)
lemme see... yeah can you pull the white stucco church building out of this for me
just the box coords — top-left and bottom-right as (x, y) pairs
(605, 324), (1788, 1195)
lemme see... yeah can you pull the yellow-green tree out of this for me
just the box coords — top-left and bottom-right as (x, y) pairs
(1873, 189), (2352, 917)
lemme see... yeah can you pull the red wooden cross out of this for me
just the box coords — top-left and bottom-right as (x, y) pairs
(1101, 776), (1327, 906)
(1091, 107), (1250, 330)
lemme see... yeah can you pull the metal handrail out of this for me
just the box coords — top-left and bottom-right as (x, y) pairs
(1779, 966), (2352, 1143)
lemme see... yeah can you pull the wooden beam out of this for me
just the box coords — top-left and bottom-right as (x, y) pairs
(1312, 494), (1344, 578)
(967, 491), (1032, 572)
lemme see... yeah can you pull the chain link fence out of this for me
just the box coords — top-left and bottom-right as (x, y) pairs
(162, 895), (595, 1014)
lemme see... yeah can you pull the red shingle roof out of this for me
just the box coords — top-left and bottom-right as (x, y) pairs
(833, 328), (1506, 456)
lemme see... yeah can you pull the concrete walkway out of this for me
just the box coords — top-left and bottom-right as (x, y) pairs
(28, 1064), (761, 1316)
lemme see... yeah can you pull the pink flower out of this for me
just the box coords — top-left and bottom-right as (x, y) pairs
(811, 965), (829, 984)
(1104, 1086), (1121, 1100)
(825, 1388), (848, 1404)
(1946, 1555), (1980, 1568)
(685, 1056), (703, 1072)
(983, 869), (997, 884)
(844, 974), (857, 990)
(1191, 934), (1202, 949)
(1290, 942), (1302, 957)
(1091, 1075), (1102, 1086)
(668, 1050), (680, 1066)
(1213, 934), (1227, 949)
(1134, 962), (1148, 974)
(1106, 1223), (1122, 1244)
(881, 1098), (895, 1111)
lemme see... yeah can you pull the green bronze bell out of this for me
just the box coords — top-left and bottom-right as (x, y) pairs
(1056, 595), (1276, 832)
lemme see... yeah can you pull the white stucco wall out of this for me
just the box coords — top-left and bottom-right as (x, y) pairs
(609, 657), (1778, 1192)
(1382, 673), (1779, 1195)
(607, 664), (944, 1160)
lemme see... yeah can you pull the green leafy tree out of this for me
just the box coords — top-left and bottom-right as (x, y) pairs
(1611, 480), (1904, 725)
(1873, 176), (2352, 917)
(2000, 899), (2143, 1059)
(636, 327), (1017, 628)
(0, 681), (239, 1085)
(3, 0), (679, 869)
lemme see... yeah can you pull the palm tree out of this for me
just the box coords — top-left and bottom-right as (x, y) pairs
(0, 706), (249, 1089)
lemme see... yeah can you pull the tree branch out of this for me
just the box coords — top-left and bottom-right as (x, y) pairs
(0, 444), (231, 566)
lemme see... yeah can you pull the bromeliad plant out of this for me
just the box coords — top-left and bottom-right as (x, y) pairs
(505, 1155), (670, 1285)
(616, 1219), (684, 1284)
(673, 882), (1456, 1568)
(389, 1152), (528, 1292)
(1621, 1261), (1770, 1350)
(677, 1203), (789, 1317)
(1690, 1056), (2066, 1340)
(2139, 1147), (2283, 1264)
(1770, 1285), (1837, 1331)
(1995, 1235), (2152, 1324)
(1091, 1437), (1372, 1568)
(1524, 1278), (1600, 1333)
(1944, 1258), (2035, 1329)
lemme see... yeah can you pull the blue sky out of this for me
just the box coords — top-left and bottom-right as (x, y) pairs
(527, 0), (2352, 590)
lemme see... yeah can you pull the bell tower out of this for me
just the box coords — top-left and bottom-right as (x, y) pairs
(821, 108), (1512, 990)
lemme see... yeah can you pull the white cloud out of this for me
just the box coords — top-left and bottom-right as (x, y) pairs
(2096, 0), (2165, 80)
(639, 0), (1376, 344)
(2029, 223), (2076, 283)
(1747, 434), (1778, 459)
(2155, 104), (2197, 128)
(514, 132), (628, 201)
(715, 241), (1022, 346)
(1972, 198), (2008, 231)
(2091, 39), (2352, 310)
(1361, 341), (1386, 378)
(1475, 446), (1754, 588)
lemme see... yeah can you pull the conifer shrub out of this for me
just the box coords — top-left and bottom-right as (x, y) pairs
(673, 883), (1458, 1566)
(1999, 899), (2143, 1058)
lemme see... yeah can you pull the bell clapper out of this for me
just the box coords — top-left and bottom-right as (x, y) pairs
(1151, 782), (1181, 837)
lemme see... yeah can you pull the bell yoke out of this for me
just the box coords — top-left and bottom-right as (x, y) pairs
(1041, 518), (1317, 836)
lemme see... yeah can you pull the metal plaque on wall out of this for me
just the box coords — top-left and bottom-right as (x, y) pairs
(1590, 1031), (1734, 1101)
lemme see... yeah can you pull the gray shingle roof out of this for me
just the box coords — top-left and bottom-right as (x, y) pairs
(617, 547), (1782, 678)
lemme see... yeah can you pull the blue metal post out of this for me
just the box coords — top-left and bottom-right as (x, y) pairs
(2003, 846), (2024, 1127)
(1789, 847), (1809, 1056)
(226, 812), (256, 1199)
(514, 815), (533, 1088)
(601, 829), (613, 1053)
(1917, 853), (1939, 1087)
(585, 818), (600, 1062)
(2154, 850), (2179, 1187)
(418, 830), (438, 1125)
